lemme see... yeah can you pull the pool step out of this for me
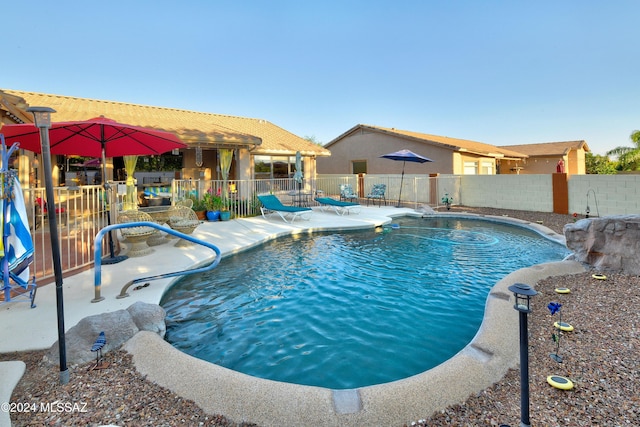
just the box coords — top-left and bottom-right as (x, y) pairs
(332, 388), (362, 414)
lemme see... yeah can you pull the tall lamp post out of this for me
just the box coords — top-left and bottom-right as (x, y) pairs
(508, 283), (537, 427)
(27, 106), (69, 385)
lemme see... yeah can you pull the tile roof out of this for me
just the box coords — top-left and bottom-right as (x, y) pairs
(327, 124), (527, 159)
(1, 90), (330, 157)
(499, 141), (589, 156)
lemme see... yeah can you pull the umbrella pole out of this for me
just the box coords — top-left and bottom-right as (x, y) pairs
(99, 140), (127, 265)
(397, 162), (405, 207)
(102, 191), (126, 264)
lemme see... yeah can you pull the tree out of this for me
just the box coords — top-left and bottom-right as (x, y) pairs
(585, 152), (617, 174)
(303, 135), (324, 146)
(606, 130), (640, 171)
(135, 153), (183, 171)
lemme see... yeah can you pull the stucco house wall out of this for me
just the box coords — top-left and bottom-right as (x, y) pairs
(317, 130), (443, 175)
(569, 149), (586, 175)
(321, 125), (589, 177)
(457, 153), (497, 175)
(499, 141), (589, 176)
(521, 156), (562, 175)
(316, 132), (436, 174)
(317, 125), (509, 176)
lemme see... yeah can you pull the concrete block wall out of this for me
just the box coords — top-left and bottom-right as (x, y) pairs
(459, 174), (554, 212)
(569, 175), (640, 216)
(318, 173), (639, 216)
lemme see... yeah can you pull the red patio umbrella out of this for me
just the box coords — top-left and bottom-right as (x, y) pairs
(0, 116), (186, 157)
(1, 116), (187, 263)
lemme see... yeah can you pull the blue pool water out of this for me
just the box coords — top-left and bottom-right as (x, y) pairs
(161, 217), (569, 389)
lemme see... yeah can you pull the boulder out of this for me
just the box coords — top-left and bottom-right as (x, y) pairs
(564, 215), (640, 274)
(127, 301), (167, 337)
(45, 302), (166, 366)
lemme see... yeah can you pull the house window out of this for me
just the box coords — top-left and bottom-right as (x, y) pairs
(272, 156), (290, 178)
(254, 155), (272, 180)
(463, 161), (478, 175)
(254, 155), (298, 179)
(352, 161), (367, 174)
(481, 161), (494, 175)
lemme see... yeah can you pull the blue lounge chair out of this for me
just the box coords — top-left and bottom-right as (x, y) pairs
(314, 197), (361, 216)
(257, 194), (312, 223)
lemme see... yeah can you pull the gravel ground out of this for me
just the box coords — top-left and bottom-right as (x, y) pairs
(2, 208), (639, 426)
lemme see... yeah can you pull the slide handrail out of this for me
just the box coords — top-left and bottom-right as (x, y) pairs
(92, 222), (221, 303)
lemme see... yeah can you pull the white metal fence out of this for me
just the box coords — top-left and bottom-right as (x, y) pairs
(20, 173), (640, 284)
(23, 185), (111, 284)
(171, 175), (463, 213)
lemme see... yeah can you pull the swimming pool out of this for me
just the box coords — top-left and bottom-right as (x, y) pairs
(161, 216), (569, 389)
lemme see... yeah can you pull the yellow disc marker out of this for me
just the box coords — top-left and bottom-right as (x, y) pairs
(555, 287), (571, 294)
(554, 321), (574, 332)
(592, 274), (607, 280)
(547, 375), (574, 390)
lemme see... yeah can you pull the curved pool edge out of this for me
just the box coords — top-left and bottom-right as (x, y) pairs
(125, 259), (586, 427)
(422, 211), (567, 246)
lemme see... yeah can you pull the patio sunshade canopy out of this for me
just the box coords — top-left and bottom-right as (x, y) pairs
(1, 116), (187, 264)
(380, 149), (433, 163)
(0, 116), (187, 157)
(380, 149), (433, 207)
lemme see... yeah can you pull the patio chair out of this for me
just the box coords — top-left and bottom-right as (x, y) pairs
(117, 210), (158, 257)
(339, 184), (358, 202)
(35, 197), (66, 215)
(167, 205), (201, 247)
(175, 198), (194, 209)
(366, 184), (387, 207)
(257, 194), (312, 223)
(34, 197), (68, 227)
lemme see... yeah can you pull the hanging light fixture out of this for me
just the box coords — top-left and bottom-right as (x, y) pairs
(195, 146), (203, 167)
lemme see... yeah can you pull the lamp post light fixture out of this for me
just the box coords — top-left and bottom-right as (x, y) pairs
(508, 283), (537, 427)
(27, 106), (69, 385)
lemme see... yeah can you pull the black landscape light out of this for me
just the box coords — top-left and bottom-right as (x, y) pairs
(508, 283), (537, 427)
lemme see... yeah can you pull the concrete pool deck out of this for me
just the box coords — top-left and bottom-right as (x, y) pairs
(0, 205), (586, 426)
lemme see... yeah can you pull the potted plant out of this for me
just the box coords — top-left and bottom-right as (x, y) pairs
(219, 196), (232, 221)
(441, 193), (453, 210)
(219, 206), (231, 221)
(189, 196), (207, 220)
(203, 193), (222, 221)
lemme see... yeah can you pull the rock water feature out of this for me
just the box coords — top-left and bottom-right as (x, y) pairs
(564, 215), (640, 274)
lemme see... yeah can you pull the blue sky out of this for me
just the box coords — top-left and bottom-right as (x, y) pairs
(4, 1), (638, 155)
